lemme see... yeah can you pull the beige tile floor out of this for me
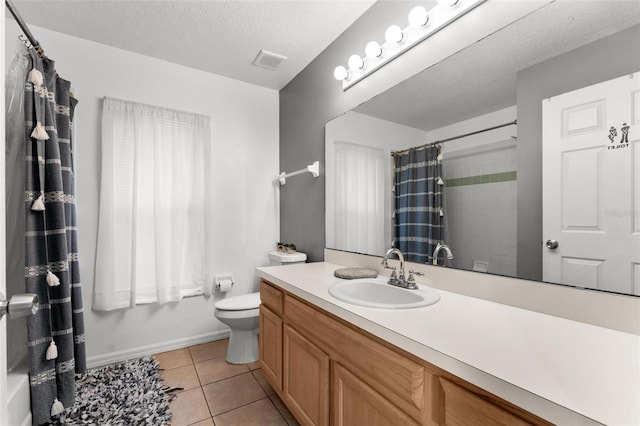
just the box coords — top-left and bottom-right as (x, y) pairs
(154, 339), (299, 426)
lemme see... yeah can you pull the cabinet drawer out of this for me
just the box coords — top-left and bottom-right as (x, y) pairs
(284, 295), (425, 420)
(260, 280), (283, 315)
(438, 378), (534, 426)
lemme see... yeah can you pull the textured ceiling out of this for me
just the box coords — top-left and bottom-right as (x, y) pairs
(354, 0), (640, 131)
(7, 0), (639, 126)
(7, 0), (376, 90)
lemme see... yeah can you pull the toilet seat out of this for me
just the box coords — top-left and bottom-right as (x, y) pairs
(214, 307), (259, 319)
(214, 292), (260, 311)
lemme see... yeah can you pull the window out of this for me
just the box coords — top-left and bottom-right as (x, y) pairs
(94, 98), (212, 311)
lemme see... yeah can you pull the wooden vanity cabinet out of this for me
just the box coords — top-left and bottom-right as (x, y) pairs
(259, 279), (550, 426)
(283, 292), (427, 423)
(260, 280), (330, 425)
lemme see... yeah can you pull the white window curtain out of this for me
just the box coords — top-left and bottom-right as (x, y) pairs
(94, 98), (212, 311)
(334, 141), (386, 255)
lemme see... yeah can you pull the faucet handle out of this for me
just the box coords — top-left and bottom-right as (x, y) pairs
(384, 267), (399, 286)
(406, 270), (424, 286)
(404, 270), (421, 289)
(388, 266), (397, 278)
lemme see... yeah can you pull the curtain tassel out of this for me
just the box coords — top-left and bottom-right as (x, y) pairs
(31, 194), (46, 211)
(50, 398), (64, 416)
(31, 122), (50, 141)
(45, 340), (58, 360)
(46, 270), (60, 287)
(27, 68), (44, 86)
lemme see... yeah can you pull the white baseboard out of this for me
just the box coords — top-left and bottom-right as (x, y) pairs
(86, 329), (231, 369)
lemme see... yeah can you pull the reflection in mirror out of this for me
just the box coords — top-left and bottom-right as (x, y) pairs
(325, 1), (640, 296)
(333, 141), (387, 256)
(327, 107), (518, 271)
(392, 143), (445, 265)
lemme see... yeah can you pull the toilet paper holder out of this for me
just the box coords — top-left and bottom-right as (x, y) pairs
(214, 274), (234, 292)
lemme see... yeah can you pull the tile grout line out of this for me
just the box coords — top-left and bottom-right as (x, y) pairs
(197, 366), (251, 388)
(203, 371), (266, 417)
(158, 341), (294, 425)
(265, 395), (289, 425)
(211, 396), (284, 422)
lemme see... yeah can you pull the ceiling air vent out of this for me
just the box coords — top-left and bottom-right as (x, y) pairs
(252, 49), (287, 71)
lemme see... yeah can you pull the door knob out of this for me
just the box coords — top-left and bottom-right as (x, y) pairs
(545, 239), (559, 249)
(0, 292), (39, 319)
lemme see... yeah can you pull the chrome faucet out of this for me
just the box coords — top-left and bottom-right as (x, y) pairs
(381, 248), (420, 290)
(432, 243), (454, 266)
(382, 248), (405, 282)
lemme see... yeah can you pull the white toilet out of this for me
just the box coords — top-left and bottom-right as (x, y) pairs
(214, 250), (307, 364)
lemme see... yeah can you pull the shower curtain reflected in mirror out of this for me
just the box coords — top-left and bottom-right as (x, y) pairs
(393, 145), (444, 264)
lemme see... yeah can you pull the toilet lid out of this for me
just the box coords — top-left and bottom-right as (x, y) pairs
(215, 292), (261, 311)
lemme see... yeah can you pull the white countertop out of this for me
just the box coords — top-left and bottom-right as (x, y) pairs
(256, 262), (640, 426)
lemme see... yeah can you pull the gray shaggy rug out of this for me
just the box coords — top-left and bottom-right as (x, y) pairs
(50, 356), (179, 425)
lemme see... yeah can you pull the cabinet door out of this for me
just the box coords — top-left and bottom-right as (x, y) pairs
(332, 362), (419, 426)
(283, 324), (330, 426)
(259, 305), (282, 391)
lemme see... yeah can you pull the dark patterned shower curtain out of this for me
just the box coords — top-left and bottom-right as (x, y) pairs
(393, 145), (444, 263)
(23, 49), (86, 425)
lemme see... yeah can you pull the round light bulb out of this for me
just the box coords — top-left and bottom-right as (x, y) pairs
(333, 65), (348, 81)
(385, 25), (404, 44)
(438, 0), (459, 7)
(348, 54), (364, 70)
(408, 6), (429, 27)
(365, 41), (382, 58)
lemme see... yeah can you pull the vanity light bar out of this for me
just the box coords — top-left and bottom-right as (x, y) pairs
(334, 0), (487, 90)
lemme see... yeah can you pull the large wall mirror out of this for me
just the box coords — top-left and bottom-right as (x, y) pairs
(326, 1), (640, 297)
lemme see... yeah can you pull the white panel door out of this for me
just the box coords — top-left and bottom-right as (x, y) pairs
(543, 72), (640, 294)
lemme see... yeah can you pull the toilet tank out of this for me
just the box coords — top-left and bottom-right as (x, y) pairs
(268, 251), (307, 266)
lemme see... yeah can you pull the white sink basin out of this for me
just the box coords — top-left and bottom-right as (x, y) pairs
(328, 278), (440, 309)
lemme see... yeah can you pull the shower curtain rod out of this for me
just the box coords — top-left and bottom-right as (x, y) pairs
(5, 0), (42, 51)
(391, 119), (517, 157)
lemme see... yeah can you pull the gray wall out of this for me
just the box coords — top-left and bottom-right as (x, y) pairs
(279, 2), (418, 261)
(516, 24), (640, 281)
